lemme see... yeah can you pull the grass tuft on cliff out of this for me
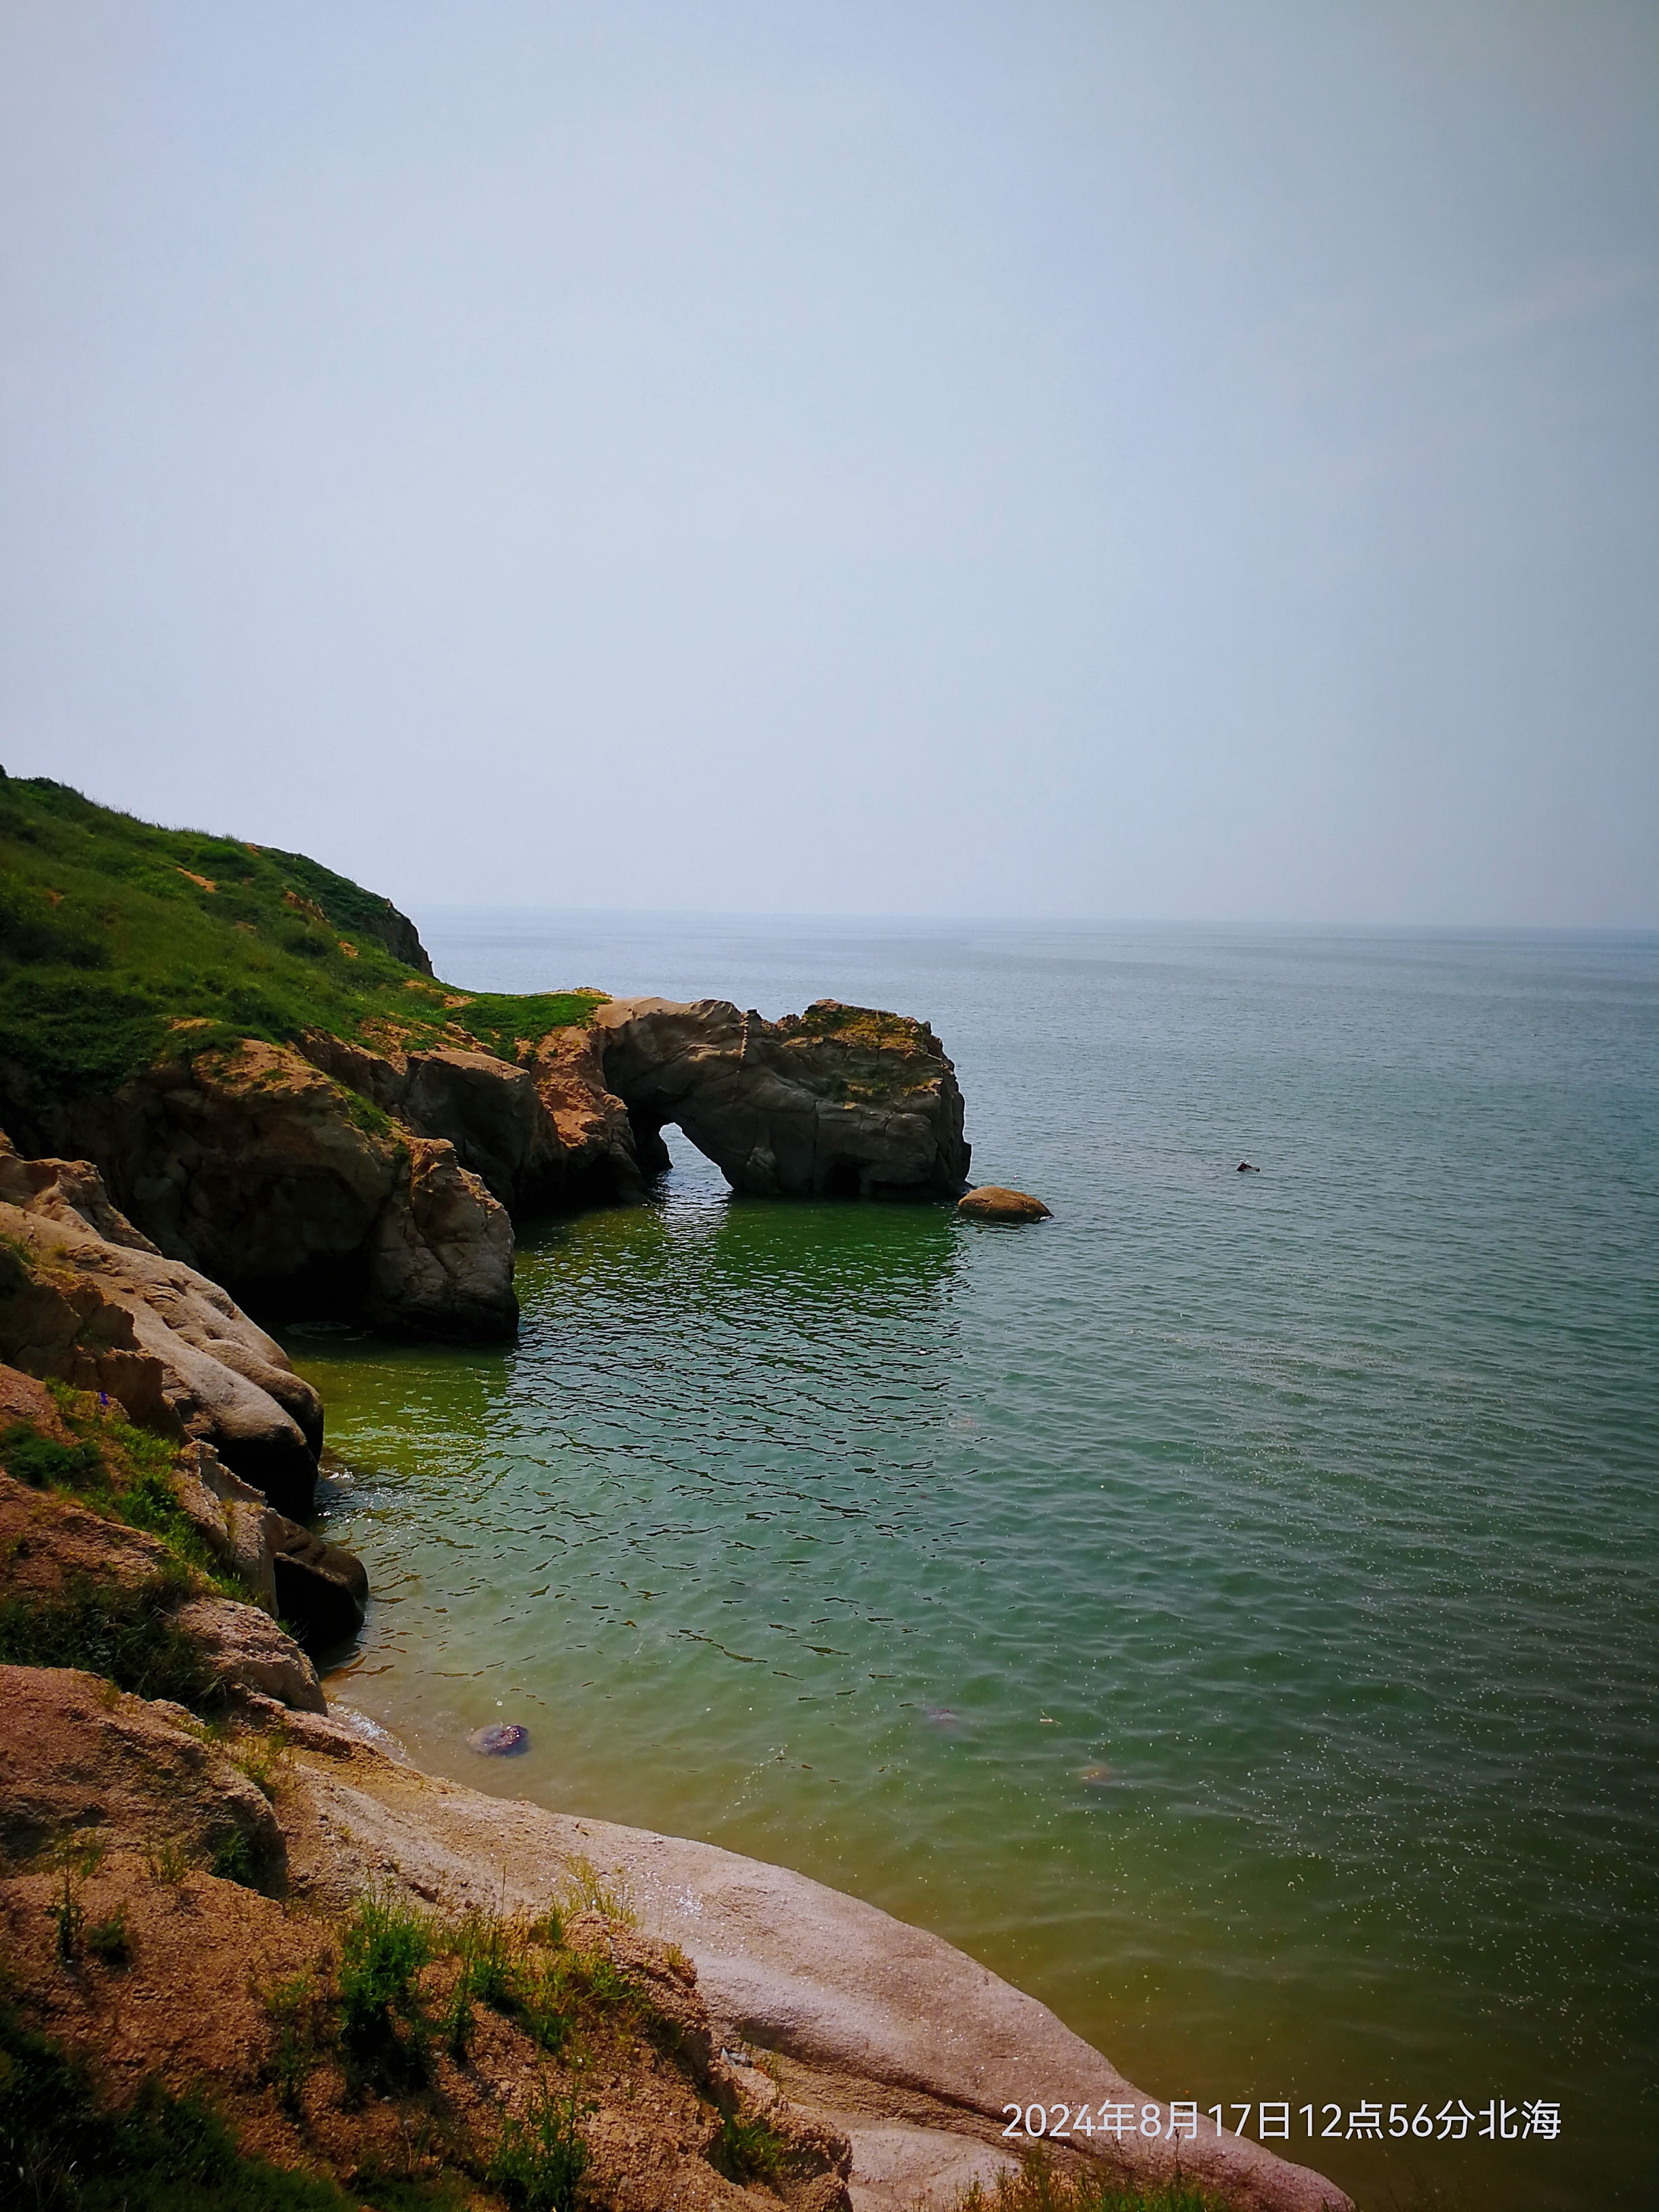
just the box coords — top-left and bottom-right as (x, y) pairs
(0, 1386), (250, 1707)
(3, 1379), (244, 1598)
(954, 2162), (1240, 2212)
(0, 776), (602, 1097)
(0, 1999), (371, 2211)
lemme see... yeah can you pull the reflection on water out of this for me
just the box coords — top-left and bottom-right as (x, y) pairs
(293, 922), (1659, 2212)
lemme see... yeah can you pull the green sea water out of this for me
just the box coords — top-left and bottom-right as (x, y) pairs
(287, 920), (1658, 2212)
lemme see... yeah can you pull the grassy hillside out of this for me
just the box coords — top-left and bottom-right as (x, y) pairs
(0, 776), (600, 1096)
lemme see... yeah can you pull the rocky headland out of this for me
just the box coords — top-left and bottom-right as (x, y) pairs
(1, 781), (970, 1366)
(0, 779), (1348, 2210)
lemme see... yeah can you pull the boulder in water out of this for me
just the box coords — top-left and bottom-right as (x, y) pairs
(468, 1721), (529, 1756)
(957, 1186), (1051, 1223)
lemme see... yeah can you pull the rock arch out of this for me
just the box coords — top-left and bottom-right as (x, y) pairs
(592, 998), (970, 1200)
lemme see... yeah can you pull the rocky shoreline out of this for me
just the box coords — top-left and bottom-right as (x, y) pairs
(1, 993), (972, 1359)
(0, 1316), (1349, 2211)
(0, 1139), (1351, 2211)
(0, 785), (1343, 2208)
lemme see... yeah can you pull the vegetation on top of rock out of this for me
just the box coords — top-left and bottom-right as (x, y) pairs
(777, 998), (935, 1050)
(0, 777), (604, 1097)
(0, 1386), (255, 1707)
(0, 1558), (214, 1708)
(3, 1380), (244, 1599)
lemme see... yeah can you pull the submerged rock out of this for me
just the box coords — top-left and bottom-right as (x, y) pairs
(956, 1185), (1051, 1223)
(467, 1721), (529, 1755)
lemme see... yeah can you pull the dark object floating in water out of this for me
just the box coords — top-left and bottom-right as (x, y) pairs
(468, 1721), (529, 1756)
(1237, 1161), (1260, 1173)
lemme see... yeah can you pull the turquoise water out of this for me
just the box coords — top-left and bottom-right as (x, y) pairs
(291, 922), (1658, 2211)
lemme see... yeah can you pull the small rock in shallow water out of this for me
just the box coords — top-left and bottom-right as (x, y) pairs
(957, 1186), (1051, 1223)
(468, 1722), (529, 1756)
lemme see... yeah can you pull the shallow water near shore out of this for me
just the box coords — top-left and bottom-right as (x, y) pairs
(289, 918), (1658, 2212)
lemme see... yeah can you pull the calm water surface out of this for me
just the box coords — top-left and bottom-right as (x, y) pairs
(287, 920), (1658, 2212)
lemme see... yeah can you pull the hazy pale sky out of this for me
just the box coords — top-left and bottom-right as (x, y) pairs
(2, 2), (1654, 924)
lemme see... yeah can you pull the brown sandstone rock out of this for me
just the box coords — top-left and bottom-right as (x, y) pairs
(366, 1132), (517, 1338)
(0, 1663), (285, 1879)
(305, 1025), (644, 1211)
(170, 1596), (325, 1713)
(1, 1040), (518, 1347)
(0, 1135), (324, 1512)
(0, 1464), (325, 1715)
(171, 1440), (283, 1613)
(0, 987), (970, 1341)
(957, 1185), (1052, 1223)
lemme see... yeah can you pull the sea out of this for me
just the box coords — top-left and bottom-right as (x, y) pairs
(281, 918), (1658, 2212)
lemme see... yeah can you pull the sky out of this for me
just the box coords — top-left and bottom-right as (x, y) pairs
(1, 1), (1655, 925)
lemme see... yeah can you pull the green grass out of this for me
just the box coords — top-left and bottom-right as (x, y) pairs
(781, 999), (926, 1046)
(487, 2081), (590, 2212)
(336, 1888), (436, 2091)
(0, 1563), (215, 1706)
(714, 2108), (794, 2186)
(0, 775), (602, 1097)
(2, 1381), (248, 1599)
(0, 2000), (368, 2211)
(955, 2156), (1243, 2212)
(0, 1389), (251, 1700)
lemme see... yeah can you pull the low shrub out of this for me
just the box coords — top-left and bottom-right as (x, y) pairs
(83, 1906), (131, 1968)
(0, 1422), (104, 1490)
(715, 2108), (792, 2186)
(260, 1967), (332, 2116)
(955, 2154), (1237, 2212)
(488, 2080), (590, 2212)
(337, 1888), (434, 2089)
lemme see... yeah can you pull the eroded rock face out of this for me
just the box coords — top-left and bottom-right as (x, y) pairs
(592, 999), (970, 1199)
(0, 1138), (325, 1512)
(173, 1440), (284, 1613)
(169, 1596), (326, 1713)
(366, 1133), (518, 1339)
(0, 989), (970, 1343)
(3, 1040), (517, 1345)
(0, 1664), (287, 1880)
(303, 1024), (646, 1212)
